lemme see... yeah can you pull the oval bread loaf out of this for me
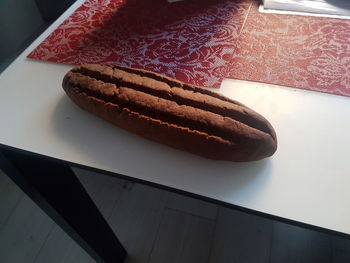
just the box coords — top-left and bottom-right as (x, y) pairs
(62, 64), (277, 162)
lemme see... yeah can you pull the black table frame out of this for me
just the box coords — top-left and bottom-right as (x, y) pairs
(1, 145), (350, 263)
(0, 147), (126, 263)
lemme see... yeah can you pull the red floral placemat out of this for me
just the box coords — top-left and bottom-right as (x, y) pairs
(28, 0), (251, 88)
(28, 0), (350, 96)
(227, 2), (350, 96)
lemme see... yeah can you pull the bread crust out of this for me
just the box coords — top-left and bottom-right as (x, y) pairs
(62, 64), (277, 161)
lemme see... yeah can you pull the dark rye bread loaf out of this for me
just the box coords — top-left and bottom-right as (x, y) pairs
(62, 64), (277, 161)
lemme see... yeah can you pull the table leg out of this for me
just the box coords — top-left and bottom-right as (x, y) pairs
(0, 148), (127, 263)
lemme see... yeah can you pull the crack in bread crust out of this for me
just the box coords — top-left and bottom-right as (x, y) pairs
(65, 71), (271, 144)
(62, 64), (277, 161)
(72, 64), (274, 137)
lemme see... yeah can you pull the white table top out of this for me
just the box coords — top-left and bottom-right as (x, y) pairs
(1, 0), (350, 236)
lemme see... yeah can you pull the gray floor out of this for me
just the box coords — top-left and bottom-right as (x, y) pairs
(1, 168), (350, 263)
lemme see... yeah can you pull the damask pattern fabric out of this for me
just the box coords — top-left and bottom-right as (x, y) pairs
(28, 0), (350, 96)
(28, 0), (251, 88)
(227, 2), (350, 96)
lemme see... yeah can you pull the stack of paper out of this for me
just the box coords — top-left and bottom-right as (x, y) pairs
(263, 0), (350, 17)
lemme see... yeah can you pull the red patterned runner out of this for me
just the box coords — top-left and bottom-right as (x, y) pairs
(28, 0), (350, 96)
(28, 0), (251, 88)
(227, 2), (350, 97)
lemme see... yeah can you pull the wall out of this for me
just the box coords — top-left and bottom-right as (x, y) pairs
(0, 0), (45, 71)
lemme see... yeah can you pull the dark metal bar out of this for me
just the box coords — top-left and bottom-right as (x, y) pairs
(0, 149), (127, 263)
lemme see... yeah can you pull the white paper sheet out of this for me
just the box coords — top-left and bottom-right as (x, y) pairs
(263, 0), (350, 17)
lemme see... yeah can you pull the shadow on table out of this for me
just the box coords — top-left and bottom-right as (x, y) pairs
(29, 0), (250, 87)
(52, 95), (272, 202)
(58, 0), (240, 62)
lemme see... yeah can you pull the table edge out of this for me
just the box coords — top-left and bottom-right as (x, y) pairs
(1, 142), (348, 240)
